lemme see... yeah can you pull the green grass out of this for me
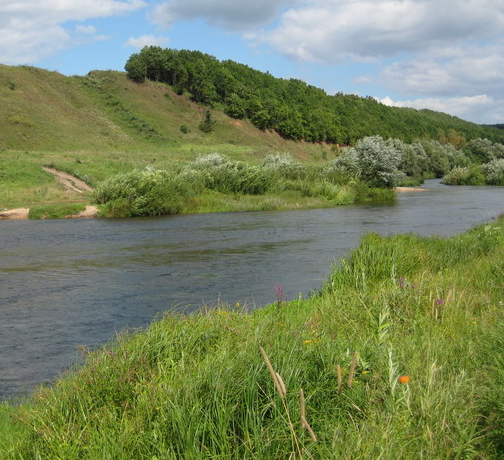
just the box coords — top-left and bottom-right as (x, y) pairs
(2, 217), (504, 458)
(28, 203), (87, 220)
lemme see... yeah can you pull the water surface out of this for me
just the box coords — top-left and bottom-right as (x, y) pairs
(1, 180), (503, 398)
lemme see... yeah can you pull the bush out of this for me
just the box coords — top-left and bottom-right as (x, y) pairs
(94, 168), (193, 217)
(442, 165), (485, 185)
(482, 159), (504, 185)
(464, 138), (504, 163)
(186, 154), (273, 195)
(262, 153), (309, 180)
(353, 136), (404, 188)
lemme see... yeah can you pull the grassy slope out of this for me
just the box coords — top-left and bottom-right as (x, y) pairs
(0, 66), (333, 209)
(2, 217), (504, 458)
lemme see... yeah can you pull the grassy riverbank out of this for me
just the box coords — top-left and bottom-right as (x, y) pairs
(2, 216), (504, 458)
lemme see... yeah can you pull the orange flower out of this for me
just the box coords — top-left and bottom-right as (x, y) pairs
(398, 375), (411, 384)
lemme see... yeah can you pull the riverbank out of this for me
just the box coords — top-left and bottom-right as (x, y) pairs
(2, 215), (504, 458)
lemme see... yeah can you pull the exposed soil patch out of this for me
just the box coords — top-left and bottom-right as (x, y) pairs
(42, 167), (93, 194)
(395, 187), (428, 192)
(69, 205), (98, 218)
(0, 208), (30, 220)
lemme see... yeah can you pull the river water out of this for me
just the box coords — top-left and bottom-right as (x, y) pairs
(1, 180), (503, 399)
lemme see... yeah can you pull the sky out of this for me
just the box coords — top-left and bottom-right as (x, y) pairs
(1, 0), (503, 125)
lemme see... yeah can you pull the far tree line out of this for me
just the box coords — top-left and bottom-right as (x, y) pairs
(125, 47), (504, 146)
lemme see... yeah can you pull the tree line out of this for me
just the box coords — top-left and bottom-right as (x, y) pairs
(125, 47), (504, 146)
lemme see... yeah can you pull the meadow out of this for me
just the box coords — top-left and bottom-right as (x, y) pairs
(1, 216), (504, 458)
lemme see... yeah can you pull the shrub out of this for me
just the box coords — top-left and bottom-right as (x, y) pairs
(327, 149), (360, 178)
(262, 153), (308, 180)
(94, 168), (193, 217)
(186, 154), (273, 195)
(482, 159), (504, 185)
(442, 165), (485, 185)
(353, 136), (404, 188)
(463, 138), (504, 163)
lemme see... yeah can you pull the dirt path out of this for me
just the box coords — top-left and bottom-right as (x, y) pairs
(1, 168), (97, 220)
(42, 167), (93, 194)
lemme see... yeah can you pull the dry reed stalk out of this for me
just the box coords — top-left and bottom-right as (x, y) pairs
(300, 388), (317, 443)
(259, 346), (286, 399)
(259, 346), (302, 458)
(276, 372), (287, 397)
(347, 352), (358, 388)
(336, 364), (342, 393)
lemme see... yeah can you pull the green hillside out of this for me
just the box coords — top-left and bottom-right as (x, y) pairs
(1, 60), (503, 213)
(0, 64), (330, 159)
(126, 47), (504, 145)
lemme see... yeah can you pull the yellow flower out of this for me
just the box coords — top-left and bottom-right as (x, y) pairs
(303, 340), (313, 345)
(235, 302), (241, 307)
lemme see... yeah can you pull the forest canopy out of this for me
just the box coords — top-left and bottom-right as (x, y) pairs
(125, 47), (504, 146)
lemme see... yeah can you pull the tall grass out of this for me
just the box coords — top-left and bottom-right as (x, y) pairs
(95, 153), (392, 217)
(2, 216), (504, 458)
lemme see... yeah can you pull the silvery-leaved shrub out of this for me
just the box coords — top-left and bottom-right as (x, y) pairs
(353, 136), (404, 188)
(327, 148), (360, 178)
(394, 140), (428, 177)
(482, 159), (504, 185)
(262, 153), (307, 179)
(94, 168), (192, 216)
(186, 153), (273, 195)
(193, 152), (230, 168)
(463, 138), (504, 163)
(442, 167), (471, 185)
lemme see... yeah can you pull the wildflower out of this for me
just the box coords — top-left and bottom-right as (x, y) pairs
(235, 302), (241, 307)
(361, 370), (370, 375)
(398, 277), (405, 289)
(437, 298), (444, 306)
(275, 283), (284, 305)
(303, 340), (313, 345)
(398, 375), (411, 384)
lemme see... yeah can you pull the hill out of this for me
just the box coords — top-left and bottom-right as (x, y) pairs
(126, 47), (504, 145)
(0, 64), (330, 159)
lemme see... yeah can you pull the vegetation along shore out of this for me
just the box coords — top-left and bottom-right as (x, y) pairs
(1, 56), (504, 219)
(2, 216), (504, 457)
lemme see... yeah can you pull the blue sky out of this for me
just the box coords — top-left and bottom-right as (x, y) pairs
(1, 0), (504, 124)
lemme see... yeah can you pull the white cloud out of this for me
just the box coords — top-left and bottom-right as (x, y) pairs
(75, 25), (98, 35)
(151, 0), (294, 31)
(0, 0), (145, 64)
(259, 0), (504, 63)
(380, 41), (504, 99)
(379, 95), (504, 124)
(125, 35), (170, 49)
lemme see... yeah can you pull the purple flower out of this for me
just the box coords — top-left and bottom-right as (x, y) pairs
(398, 277), (405, 289)
(275, 283), (284, 303)
(437, 298), (444, 306)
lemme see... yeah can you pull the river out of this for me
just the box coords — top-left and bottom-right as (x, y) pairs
(1, 180), (503, 399)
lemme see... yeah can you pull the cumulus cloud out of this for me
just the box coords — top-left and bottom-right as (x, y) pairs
(259, 0), (504, 63)
(379, 95), (504, 124)
(125, 35), (170, 49)
(0, 0), (145, 64)
(151, 0), (294, 31)
(380, 41), (504, 98)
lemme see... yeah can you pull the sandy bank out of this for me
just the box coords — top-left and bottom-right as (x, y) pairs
(0, 205), (98, 220)
(395, 186), (428, 192)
